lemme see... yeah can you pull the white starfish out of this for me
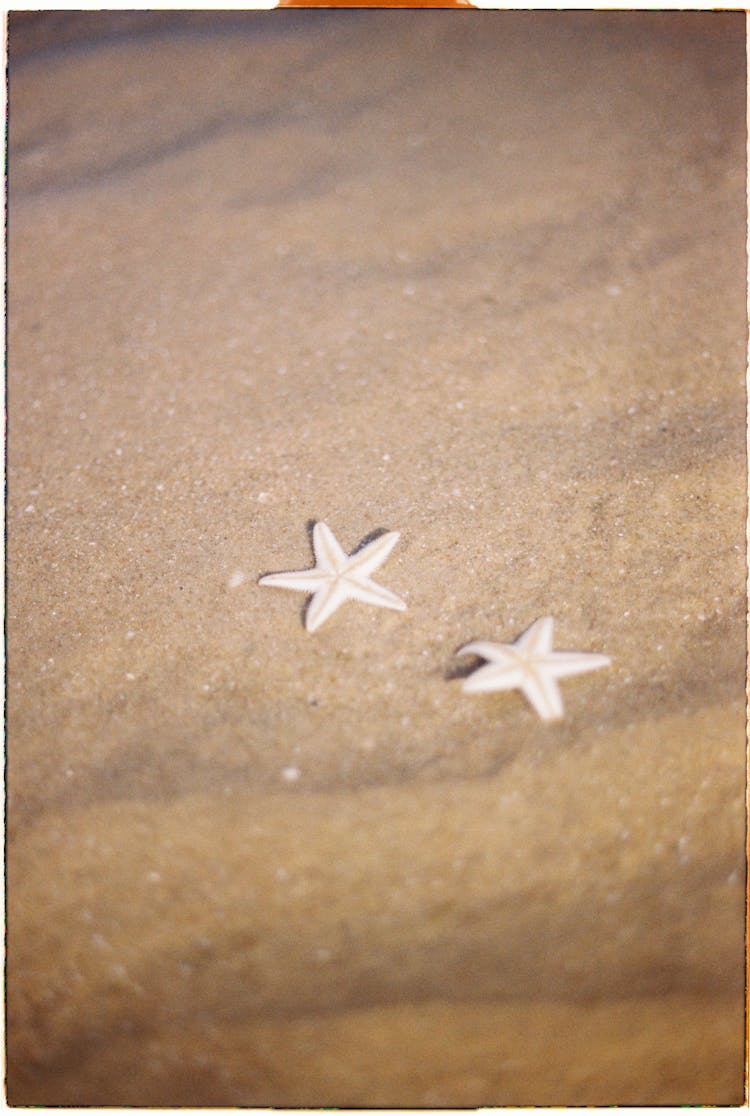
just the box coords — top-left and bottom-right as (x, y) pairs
(259, 521), (406, 632)
(458, 617), (610, 721)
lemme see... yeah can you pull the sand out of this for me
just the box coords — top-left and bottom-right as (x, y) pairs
(7, 10), (747, 1106)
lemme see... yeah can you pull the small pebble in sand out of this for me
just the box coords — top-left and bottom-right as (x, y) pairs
(228, 571), (245, 590)
(281, 766), (300, 783)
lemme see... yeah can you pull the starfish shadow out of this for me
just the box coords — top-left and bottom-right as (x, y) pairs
(352, 525), (393, 552)
(444, 644), (481, 682)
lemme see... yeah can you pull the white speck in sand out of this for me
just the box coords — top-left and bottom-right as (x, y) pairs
(115, 447), (123, 456)
(275, 867), (289, 882)
(146, 871), (161, 883)
(126, 630), (136, 640)
(455, 400), (465, 410)
(606, 284), (622, 296)
(125, 673), (135, 681)
(403, 285), (415, 296)
(281, 766), (300, 783)
(257, 492), (270, 503)
(24, 505), (34, 513)
(627, 405), (637, 415)
(382, 453), (391, 462)
(155, 483), (164, 492)
(228, 571), (246, 589)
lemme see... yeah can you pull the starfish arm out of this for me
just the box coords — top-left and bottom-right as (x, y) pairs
(546, 651), (611, 680)
(516, 616), (554, 656)
(461, 661), (525, 694)
(344, 531), (401, 578)
(520, 668), (565, 721)
(458, 641), (517, 665)
(346, 576), (407, 612)
(305, 580), (349, 632)
(259, 569), (329, 593)
(312, 521), (348, 573)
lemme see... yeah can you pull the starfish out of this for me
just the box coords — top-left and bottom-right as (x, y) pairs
(458, 616), (610, 721)
(259, 521), (406, 632)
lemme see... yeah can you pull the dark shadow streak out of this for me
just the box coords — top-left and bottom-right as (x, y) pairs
(12, 110), (276, 200)
(352, 526), (391, 552)
(444, 643), (481, 682)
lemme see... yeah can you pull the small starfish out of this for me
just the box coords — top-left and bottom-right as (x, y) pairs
(259, 521), (407, 632)
(458, 616), (610, 721)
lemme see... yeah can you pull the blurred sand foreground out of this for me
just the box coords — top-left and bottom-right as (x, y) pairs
(7, 11), (746, 1106)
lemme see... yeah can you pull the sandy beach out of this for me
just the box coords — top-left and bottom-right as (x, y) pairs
(7, 11), (746, 1105)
